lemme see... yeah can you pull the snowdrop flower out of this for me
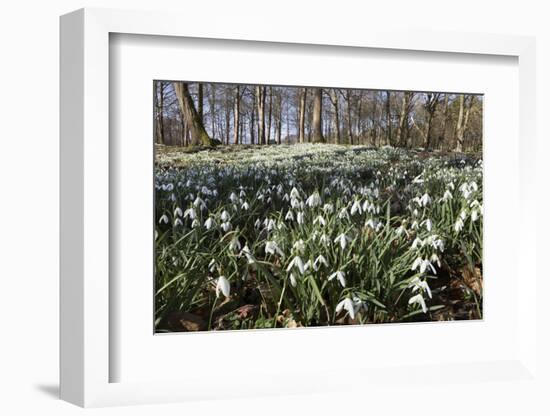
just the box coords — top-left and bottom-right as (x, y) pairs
(313, 215), (326, 227)
(323, 203), (334, 214)
(430, 253), (441, 268)
(396, 225), (407, 237)
(471, 209), (479, 222)
(193, 196), (206, 210)
(229, 237), (241, 252)
(411, 220), (419, 230)
(292, 239), (305, 253)
(290, 187), (300, 199)
(420, 193), (431, 207)
(240, 245), (256, 264)
(408, 293), (427, 313)
(159, 214), (169, 224)
(350, 199), (362, 215)
(265, 241), (284, 257)
(424, 218), (432, 232)
(338, 208), (349, 220)
(184, 207), (196, 220)
(174, 207), (183, 217)
(221, 210), (231, 222)
(409, 277), (432, 299)
(313, 255), (328, 271)
(285, 210), (294, 221)
(191, 218), (200, 228)
(289, 273), (297, 287)
(174, 218), (183, 227)
(204, 217), (216, 230)
(335, 296), (364, 320)
(441, 189), (453, 202)
(328, 270), (346, 287)
(229, 192), (238, 202)
(365, 218), (376, 230)
(254, 219), (262, 229)
(334, 233), (352, 250)
(454, 217), (464, 233)
(287, 256), (305, 275)
(241, 201), (250, 210)
(411, 237), (423, 250)
(220, 222), (232, 232)
(296, 211), (304, 225)
(319, 233), (330, 246)
(215, 276), (230, 299)
(305, 191), (322, 208)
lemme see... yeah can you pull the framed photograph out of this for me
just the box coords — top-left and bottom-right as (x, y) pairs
(60, 7), (539, 408)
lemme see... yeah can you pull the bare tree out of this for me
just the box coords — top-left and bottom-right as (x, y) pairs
(298, 88), (307, 143)
(328, 89), (341, 144)
(173, 82), (213, 147)
(233, 86), (240, 145)
(311, 88), (324, 143)
(256, 85), (266, 145)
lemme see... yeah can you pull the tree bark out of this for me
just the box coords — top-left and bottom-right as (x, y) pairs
(396, 92), (408, 147)
(311, 88), (324, 143)
(299, 88), (307, 143)
(328, 90), (341, 144)
(256, 85), (266, 145)
(197, 83), (204, 122)
(385, 91), (392, 146)
(155, 82), (165, 144)
(455, 95), (465, 152)
(233, 86), (240, 145)
(267, 86), (273, 144)
(173, 82), (213, 147)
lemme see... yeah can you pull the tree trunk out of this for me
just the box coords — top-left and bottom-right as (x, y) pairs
(455, 95), (465, 152)
(249, 106), (255, 145)
(328, 90), (341, 144)
(266, 86), (273, 144)
(155, 82), (165, 144)
(299, 88), (307, 143)
(197, 83), (204, 122)
(385, 91), (392, 146)
(256, 85), (266, 145)
(346, 90), (353, 145)
(311, 88), (324, 143)
(438, 94), (449, 150)
(173, 82), (213, 147)
(396, 92), (408, 147)
(233, 86), (240, 145)
(209, 85), (216, 139)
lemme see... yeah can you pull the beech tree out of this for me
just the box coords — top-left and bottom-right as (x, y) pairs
(173, 82), (214, 147)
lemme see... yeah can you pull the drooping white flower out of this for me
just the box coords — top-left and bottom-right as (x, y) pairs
(215, 276), (230, 298)
(290, 187), (300, 199)
(229, 192), (238, 202)
(334, 233), (352, 250)
(194, 197), (206, 210)
(287, 256), (305, 275)
(221, 210), (231, 222)
(323, 203), (334, 214)
(313, 255), (328, 270)
(296, 211), (304, 225)
(220, 222), (232, 232)
(328, 270), (346, 287)
(408, 293), (427, 313)
(240, 245), (256, 264)
(305, 191), (322, 208)
(454, 217), (464, 233)
(204, 217), (216, 230)
(241, 201), (250, 210)
(174, 218), (183, 227)
(424, 218), (432, 232)
(336, 296), (365, 320)
(441, 189), (453, 202)
(285, 210), (294, 221)
(471, 209), (479, 222)
(289, 273), (297, 287)
(184, 207), (196, 220)
(420, 193), (432, 207)
(159, 214), (170, 224)
(292, 239), (305, 254)
(409, 277), (432, 299)
(313, 215), (326, 227)
(174, 207), (183, 217)
(338, 208), (349, 220)
(350, 199), (362, 216)
(229, 237), (241, 252)
(319, 233), (330, 246)
(265, 241), (284, 257)
(191, 218), (200, 228)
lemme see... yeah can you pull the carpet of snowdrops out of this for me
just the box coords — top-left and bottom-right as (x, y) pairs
(155, 144), (483, 332)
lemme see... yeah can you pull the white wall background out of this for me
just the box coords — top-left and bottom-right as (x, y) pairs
(0, 1), (548, 414)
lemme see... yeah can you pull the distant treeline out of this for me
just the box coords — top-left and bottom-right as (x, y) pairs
(154, 81), (482, 152)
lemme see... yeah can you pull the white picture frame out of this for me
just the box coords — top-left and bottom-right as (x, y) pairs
(60, 7), (539, 408)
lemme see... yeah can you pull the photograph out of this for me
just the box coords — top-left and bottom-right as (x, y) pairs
(154, 81), (483, 332)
